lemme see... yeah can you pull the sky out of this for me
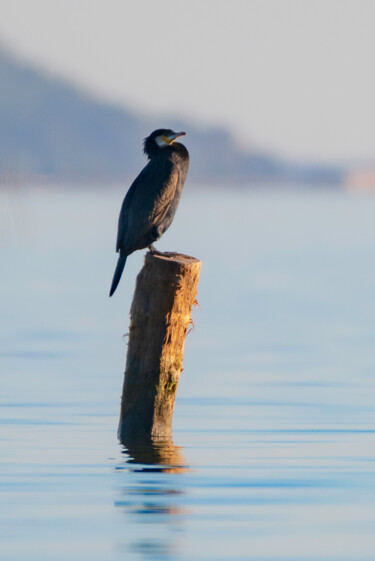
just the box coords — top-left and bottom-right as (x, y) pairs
(0, 0), (374, 164)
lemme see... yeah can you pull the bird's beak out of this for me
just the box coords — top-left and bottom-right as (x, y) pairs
(168, 131), (186, 144)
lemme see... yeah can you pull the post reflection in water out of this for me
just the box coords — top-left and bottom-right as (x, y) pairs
(120, 436), (189, 474)
(115, 437), (189, 559)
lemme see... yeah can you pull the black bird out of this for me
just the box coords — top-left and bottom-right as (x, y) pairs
(109, 128), (189, 296)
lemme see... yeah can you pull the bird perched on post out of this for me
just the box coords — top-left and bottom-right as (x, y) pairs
(109, 129), (189, 297)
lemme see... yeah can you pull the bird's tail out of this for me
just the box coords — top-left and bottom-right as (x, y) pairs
(109, 254), (127, 297)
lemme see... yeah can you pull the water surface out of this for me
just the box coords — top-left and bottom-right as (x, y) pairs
(1, 185), (375, 560)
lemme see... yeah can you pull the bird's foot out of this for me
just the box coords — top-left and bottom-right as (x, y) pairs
(148, 245), (164, 256)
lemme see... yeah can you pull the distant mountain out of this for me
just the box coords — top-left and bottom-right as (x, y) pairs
(0, 48), (343, 185)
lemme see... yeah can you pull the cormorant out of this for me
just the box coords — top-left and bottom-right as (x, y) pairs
(109, 128), (189, 297)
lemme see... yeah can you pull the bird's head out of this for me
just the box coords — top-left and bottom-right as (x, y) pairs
(143, 129), (186, 158)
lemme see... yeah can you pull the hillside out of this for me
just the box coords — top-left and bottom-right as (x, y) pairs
(0, 48), (343, 185)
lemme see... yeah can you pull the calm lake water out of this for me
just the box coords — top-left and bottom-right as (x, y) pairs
(1, 185), (375, 560)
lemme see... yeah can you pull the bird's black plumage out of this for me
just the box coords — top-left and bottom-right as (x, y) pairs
(109, 129), (189, 296)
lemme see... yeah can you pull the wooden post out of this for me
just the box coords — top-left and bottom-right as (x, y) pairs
(118, 251), (201, 440)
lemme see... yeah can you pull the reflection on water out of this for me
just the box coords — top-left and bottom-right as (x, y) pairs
(119, 436), (189, 473)
(1, 187), (375, 560)
(115, 437), (188, 559)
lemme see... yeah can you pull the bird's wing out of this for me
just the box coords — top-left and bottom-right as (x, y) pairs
(116, 176), (139, 252)
(120, 158), (179, 252)
(149, 168), (180, 224)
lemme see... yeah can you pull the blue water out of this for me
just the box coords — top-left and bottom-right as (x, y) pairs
(1, 185), (375, 560)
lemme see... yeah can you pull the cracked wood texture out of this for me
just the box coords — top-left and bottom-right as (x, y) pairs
(118, 251), (201, 440)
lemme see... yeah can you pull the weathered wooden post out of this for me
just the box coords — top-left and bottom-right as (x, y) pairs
(118, 251), (201, 441)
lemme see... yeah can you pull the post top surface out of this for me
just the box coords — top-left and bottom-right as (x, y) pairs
(146, 251), (201, 266)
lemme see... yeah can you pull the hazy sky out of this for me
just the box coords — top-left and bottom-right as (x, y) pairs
(0, 0), (374, 163)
